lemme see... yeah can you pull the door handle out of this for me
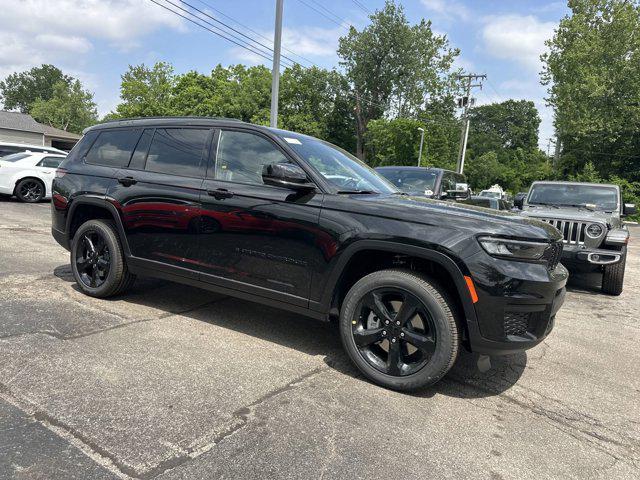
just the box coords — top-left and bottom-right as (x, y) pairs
(118, 176), (137, 187)
(207, 188), (234, 200)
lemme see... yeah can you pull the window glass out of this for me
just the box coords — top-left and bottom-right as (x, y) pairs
(216, 130), (290, 185)
(145, 128), (209, 177)
(85, 129), (141, 167)
(0, 152), (31, 163)
(37, 156), (64, 168)
(528, 183), (618, 211)
(129, 129), (154, 170)
(377, 169), (437, 194)
(0, 146), (22, 157)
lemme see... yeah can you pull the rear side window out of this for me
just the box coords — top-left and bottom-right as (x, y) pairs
(128, 129), (154, 170)
(145, 128), (209, 177)
(85, 129), (141, 167)
(37, 156), (64, 168)
(0, 146), (22, 157)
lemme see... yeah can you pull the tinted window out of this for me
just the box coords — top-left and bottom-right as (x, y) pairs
(377, 169), (437, 194)
(0, 146), (22, 157)
(145, 128), (209, 177)
(129, 129), (154, 170)
(1, 152), (31, 163)
(85, 129), (141, 167)
(37, 156), (64, 168)
(216, 130), (290, 185)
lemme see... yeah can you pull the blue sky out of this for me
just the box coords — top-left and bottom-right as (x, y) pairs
(1, 0), (569, 148)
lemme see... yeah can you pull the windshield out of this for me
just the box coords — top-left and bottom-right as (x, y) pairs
(528, 183), (619, 211)
(277, 132), (396, 194)
(377, 169), (438, 195)
(480, 191), (501, 199)
(0, 153), (31, 163)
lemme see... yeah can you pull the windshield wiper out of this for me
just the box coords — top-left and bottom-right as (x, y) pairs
(337, 190), (377, 194)
(530, 202), (560, 209)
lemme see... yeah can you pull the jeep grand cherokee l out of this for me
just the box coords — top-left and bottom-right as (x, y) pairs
(51, 117), (567, 391)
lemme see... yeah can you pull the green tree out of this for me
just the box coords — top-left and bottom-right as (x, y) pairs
(0, 64), (72, 113)
(30, 80), (97, 133)
(338, 0), (459, 159)
(113, 62), (176, 118)
(542, 0), (640, 179)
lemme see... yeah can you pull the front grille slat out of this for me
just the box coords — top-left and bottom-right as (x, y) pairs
(539, 218), (585, 245)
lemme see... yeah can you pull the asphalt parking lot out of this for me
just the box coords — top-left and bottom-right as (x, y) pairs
(1, 198), (639, 480)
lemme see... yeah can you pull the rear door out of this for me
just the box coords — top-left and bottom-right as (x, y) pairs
(110, 127), (213, 276)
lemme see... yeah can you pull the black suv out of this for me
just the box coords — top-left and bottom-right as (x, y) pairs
(51, 117), (567, 391)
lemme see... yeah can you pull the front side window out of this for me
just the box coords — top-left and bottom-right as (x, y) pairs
(278, 132), (396, 194)
(37, 156), (64, 168)
(215, 130), (291, 185)
(145, 128), (209, 177)
(528, 183), (619, 211)
(85, 129), (141, 167)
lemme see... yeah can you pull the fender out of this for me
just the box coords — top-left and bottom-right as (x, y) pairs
(65, 195), (132, 257)
(316, 239), (478, 323)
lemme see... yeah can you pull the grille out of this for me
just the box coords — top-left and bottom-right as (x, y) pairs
(538, 218), (586, 245)
(542, 241), (563, 271)
(504, 312), (529, 337)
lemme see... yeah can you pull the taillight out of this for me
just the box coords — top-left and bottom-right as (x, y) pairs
(55, 168), (68, 178)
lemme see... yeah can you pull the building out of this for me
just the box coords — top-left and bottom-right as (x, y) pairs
(0, 110), (81, 151)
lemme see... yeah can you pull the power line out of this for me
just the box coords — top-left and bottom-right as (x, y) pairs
(175, 0), (302, 68)
(351, 0), (371, 14)
(148, 0), (277, 63)
(295, 0), (350, 31)
(307, 0), (346, 25)
(190, 0), (317, 67)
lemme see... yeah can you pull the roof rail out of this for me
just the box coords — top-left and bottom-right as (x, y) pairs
(99, 116), (246, 124)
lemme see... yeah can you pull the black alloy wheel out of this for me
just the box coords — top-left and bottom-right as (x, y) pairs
(75, 230), (111, 288)
(16, 179), (44, 202)
(352, 288), (437, 376)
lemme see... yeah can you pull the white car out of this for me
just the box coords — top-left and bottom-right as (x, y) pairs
(0, 141), (67, 158)
(0, 152), (66, 202)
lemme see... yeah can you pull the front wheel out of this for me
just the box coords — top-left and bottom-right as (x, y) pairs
(71, 219), (135, 298)
(602, 254), (626, 296)
(339, 269), (459, 391)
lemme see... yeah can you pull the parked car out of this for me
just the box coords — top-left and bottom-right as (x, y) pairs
(375, 166), (470, 200)
(517, 181), (635, 295)
(52, 118), (567, 391)
(461, 196), (511, 211)
(0, 151), (66, 202)
(0, 141), (66, 158)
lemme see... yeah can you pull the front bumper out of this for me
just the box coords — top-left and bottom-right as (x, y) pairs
(462, 250), (568, 356)
(561, 244), (623, 266)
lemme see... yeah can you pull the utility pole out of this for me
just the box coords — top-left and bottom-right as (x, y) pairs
(270, 0), (284, 128)
(417, 127), (425, 167)
(553, 133), (561, 170)
(456, 74), (486, 174)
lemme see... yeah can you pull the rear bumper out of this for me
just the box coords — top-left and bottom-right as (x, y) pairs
(463, 250), (568, 356)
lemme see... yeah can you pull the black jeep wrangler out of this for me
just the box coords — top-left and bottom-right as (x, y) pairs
(518, 181), (636, 295)
(51, 118), (567, 391)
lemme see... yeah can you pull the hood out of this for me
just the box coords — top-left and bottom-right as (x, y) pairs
(521, 206), (614, 225)
(340, 193), (562, 241)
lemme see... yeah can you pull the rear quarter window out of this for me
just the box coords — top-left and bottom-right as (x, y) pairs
(85, 129), (141, 168)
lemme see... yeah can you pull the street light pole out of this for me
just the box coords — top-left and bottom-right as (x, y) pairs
(270, 0), (284, 128)
(417, 127), (425, 167)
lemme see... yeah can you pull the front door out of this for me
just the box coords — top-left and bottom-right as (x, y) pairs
(198, 129), (324, 306)
(110, 127), (213, 275)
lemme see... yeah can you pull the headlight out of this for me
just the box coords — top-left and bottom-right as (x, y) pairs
(586, 223), (604, 238)
(478, 236), (549, 261)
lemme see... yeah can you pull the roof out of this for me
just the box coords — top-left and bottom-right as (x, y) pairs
(0, 110), (43, 133)
(531, 180), (619, 189)
(88, 116), (247, 133)
(375, 166), (450, 173)
(0, 110), (80, 140)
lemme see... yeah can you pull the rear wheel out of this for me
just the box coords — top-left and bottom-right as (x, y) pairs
(15, 178), (45, 203)
(602, 253), (626, 296)
(71, 219), (135, 298)
(339, 269), (459, 391)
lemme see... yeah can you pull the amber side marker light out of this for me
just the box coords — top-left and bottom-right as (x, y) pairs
(464, 275), (479, 303)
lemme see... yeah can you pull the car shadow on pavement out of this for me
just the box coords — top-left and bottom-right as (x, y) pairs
(53, 265), (526, 399)
(565, 270), (603, 294)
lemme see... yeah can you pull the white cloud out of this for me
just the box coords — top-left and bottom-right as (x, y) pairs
(482, 14), (556, 72)
(421, 0), (470, 22)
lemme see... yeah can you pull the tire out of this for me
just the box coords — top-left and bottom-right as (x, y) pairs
(15, 178), (45, 203)
(71, 219), (136, 298)
(602, 253), (626, 296)
(339, 269), (459, 391)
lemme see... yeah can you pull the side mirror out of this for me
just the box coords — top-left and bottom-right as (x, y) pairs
(623, 203), (637, 216)
(514, 197), (524, 209)
(262, 163), (315, 191)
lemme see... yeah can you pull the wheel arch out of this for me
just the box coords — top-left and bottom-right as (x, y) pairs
(14, 175), (47, 196)
(320, 240), (478, 329)
(66, 196), (132, 256)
